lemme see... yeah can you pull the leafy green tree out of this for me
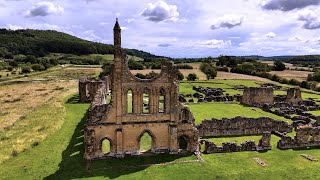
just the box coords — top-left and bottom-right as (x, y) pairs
(177, 70), (184, 80)
(187, 73), (198, 81)
(273, 61), (286, 71)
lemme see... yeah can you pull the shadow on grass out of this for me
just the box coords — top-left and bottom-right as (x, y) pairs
(65, 95), (80, 104)
(45, 96), (189, 179)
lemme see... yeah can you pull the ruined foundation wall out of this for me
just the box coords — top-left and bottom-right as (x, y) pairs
(197, 116), (292, 137)
(242, 87), (274, 106)
(277, 126), (320, 149)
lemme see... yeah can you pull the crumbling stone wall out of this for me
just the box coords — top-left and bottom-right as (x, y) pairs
(277, 126), (320, 149)
(242, 87), (274, 106)
(79, 77), (109, 103)
(202, 133), (271, 153)
(84, 19), (199, 160)
(286, 87), (302, 105)
(197, 116), (292, 137)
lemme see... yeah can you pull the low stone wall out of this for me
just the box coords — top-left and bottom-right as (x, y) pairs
(202, 132), (271, 153)
(197, 116), (292, 137)
(277, 126), (320, 149)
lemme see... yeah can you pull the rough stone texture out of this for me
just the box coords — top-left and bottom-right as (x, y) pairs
(286, 87), (302, 105)
(84, 20), (199, 160)
(277, 125), (320, 149)
(257, 131), (272, 151)
(79, 76), (110, 103)
(242, 87), (274, 106)
(197, 116), (292, 137)
(202, 139), (257, 153)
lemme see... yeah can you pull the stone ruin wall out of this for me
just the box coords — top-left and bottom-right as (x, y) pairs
(242, 87), (274, 106)
(201, 132), (272, 153)
(277, 126), (320, 149)
(79, 76), (110, 103)
(197, 116), (292, 137)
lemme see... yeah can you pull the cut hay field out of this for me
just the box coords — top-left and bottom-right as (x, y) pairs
(270, 70), (312, 81)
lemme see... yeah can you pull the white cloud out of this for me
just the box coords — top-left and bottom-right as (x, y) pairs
(211, 15), (244, 30)
(264, 32), (276, 38)
(82, 30), (101, 41)
(127, 18), (135, 23)
(140, 1), (179, 22)
(26, 1), (64, 17)
(7, 24), (23, 30)
(261, 0), (320, 11)
(297, 9), (320, 29)
(197, 39), (232, 48)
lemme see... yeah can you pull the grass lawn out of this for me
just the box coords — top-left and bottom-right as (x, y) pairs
(187, 102), (291, 124)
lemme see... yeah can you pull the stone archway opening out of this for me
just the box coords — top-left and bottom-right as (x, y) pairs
(178, 135), (189, 151)
(101, 138), (111, 154)
(138, 131), (155, 153)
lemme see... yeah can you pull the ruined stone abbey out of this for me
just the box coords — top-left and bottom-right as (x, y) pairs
(83, 19), (199, 159)
(80, 19), (320, 161)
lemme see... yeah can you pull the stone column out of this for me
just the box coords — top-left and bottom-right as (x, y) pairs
(116, 128), (123, 157)
(169, 125), (178, 153)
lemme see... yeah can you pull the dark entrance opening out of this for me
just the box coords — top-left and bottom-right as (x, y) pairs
(178, 136), (189, 150)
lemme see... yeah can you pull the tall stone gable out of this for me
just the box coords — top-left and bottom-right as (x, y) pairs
(84, 19), (199, 159)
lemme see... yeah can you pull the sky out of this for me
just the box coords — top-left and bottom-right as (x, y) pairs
(0, 0), (320, 58)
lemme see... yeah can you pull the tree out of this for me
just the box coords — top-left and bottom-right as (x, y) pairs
(187, 73), (198, 81)
(177, 70), (184, 80)
(31, 64), (46, 71)
(200, 62), (217, 80)
(99, 62), (113, 78)
(273, 61), (286, 71)
(21, 67), (31, 74)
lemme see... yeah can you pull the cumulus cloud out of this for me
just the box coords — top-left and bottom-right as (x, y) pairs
(264, 32), (276, 38)
(82, 30), (101, 41)
(26, 2), (64, 17)
(211, 15), (244, 30)
(140, 1), (179, 22)
(197, 39), (232, 48)
(261, 0), (320, 11)
(158, 43), (172, 47)
(7, 24), (23, 30)
(297, 9), (320, 29)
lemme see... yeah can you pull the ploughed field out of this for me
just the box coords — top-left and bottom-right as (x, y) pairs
(1, 69), (320, 179)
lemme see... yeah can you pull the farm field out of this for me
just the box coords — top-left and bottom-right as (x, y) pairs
(1, 68), (320, 179)
(270, 70), (312, 81)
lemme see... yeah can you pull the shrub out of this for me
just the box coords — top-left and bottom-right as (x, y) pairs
(273, 61), (286, 71)
(289, 79), (301, 86)
(187, 73), (198, 81)
(200, 63), (217, 80)
(7, 66), (13, 71)
(217, 67), (229, 72)
(279, 78), (289, 84)
(11, 150), (18, 157)
(21, 67), (31, 74)
(176, 64), (193, 69)
(177, 70), (184, 80)
(31, 64), (46, 71)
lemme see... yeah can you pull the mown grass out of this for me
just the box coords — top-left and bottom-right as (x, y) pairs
(187, 102), (291, 124)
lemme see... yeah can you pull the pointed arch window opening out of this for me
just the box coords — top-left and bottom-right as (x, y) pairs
(127, 89), (133, 114)
(143, 88), (150, 114)
(159, 88), (166, 113)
